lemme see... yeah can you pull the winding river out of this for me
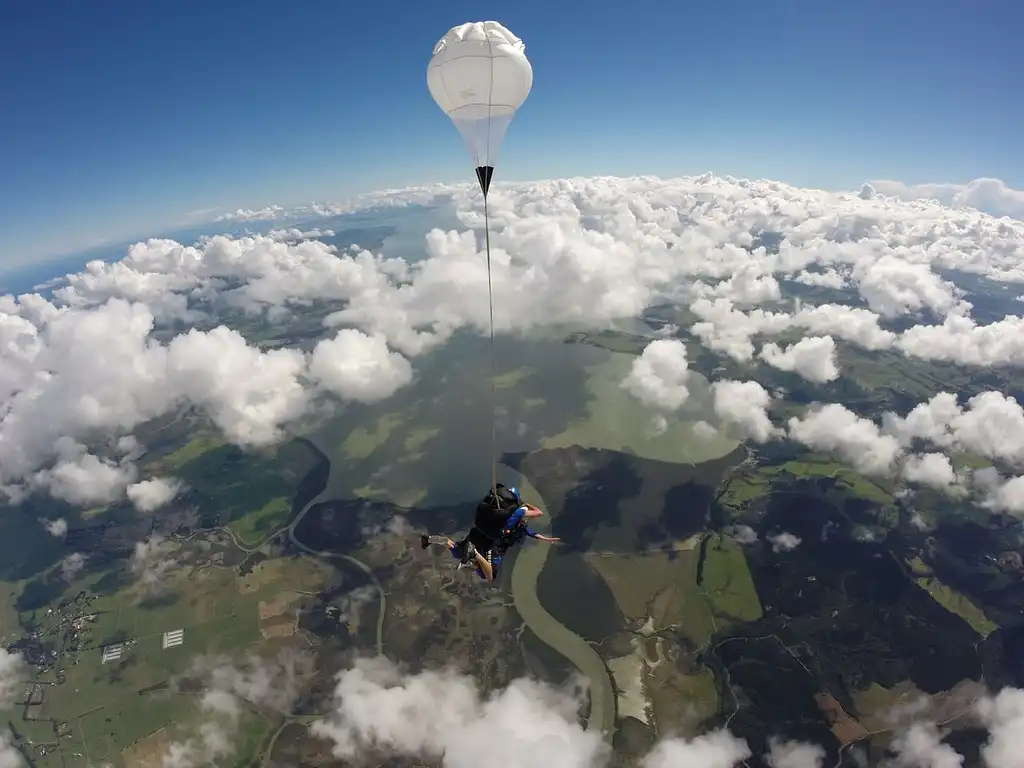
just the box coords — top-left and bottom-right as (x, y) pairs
(505, 472), (617, 741)
(283, 436), (616, 738)
(285, 349), (743, 744)
(286, 439), (386, 658)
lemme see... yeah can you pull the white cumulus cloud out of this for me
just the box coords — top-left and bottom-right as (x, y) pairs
(621, 339), (691, 410)
(886, 721), (964, 768)
(0, 650), (25, 710)
(870, 177), (1024, 221)
(308, 329), (414, 404)
(127, 477), (183, 513)
(760, 336), (839, 383)
(711, 380), (779, 442)
(766, 737), (825, 768)
(4, 172), (1024, 511)
(768, 532), (802, 552)
(901, 453), (960, 491)
(788, 403), (903, 476)
(976, 685), (1024, 768)
(641, 730), (750, 768)
(884, 391), (1024, 469)
(0, 730), (24, 768)
(310, 656), (610, 768)
(306, 659), (1024, 768)
(897, 313), (1024, 368)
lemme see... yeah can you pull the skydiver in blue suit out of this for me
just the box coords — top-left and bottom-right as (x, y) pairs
(426, 484), (560, 582)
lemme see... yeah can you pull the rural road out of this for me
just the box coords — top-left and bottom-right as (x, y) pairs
(287, 487), (386, 658)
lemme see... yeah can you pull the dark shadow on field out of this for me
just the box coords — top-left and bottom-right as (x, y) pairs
(95, 628), (129, 649)
(298, 567), (379, 652)
(520, 624), (578, 689)
(984, 624), (1024, 690)
(101, 654), (139, 686)
(0, 499), (72, 582)
(16, 573), (67, 613)
(10, 500), (145, 624)
(292, 496), (471, 555)
(706, 488), (985, 750)
(703, 634), (841, 767)
(131, 409), (201, 460)
(614, 717), (657, 764)
(936, 730), (986, 767)
(779, 275), (858, 308)
(637, 481), (716, 553)
(507, 444), (745, 554)
(940, 268), (1024, 326)
(927, 517), (1024, 626)
(192, 435), (331, 542)
(535, 551), (624, 644)
(174, 442), (302, 530)
(136, 592), (179, 611)
(290, 437), (330, 516)
(542, 453), (641, 553)
(762, 365), (872, 413)
(830, 326), (1024, 420)
(263, 721), (310, 768)
(88, 560), (135, 596)
(753, 439), (811, 467)
(237, 551), (269, 577)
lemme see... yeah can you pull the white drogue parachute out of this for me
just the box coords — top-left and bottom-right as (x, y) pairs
(427, 20), (533, 197)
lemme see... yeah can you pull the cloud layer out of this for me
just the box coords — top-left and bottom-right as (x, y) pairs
(1, 173), (1023, 512)
(305, 657), (1024, 768)
(868, 177), (1024, 221)
(3, 172), (1024, 766)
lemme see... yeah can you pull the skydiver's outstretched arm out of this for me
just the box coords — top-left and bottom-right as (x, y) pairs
(521, 503), (545, 519)
(522, 527), (560, 543)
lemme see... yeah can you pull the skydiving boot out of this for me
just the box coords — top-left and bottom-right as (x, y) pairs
(457, 541), (478, 569)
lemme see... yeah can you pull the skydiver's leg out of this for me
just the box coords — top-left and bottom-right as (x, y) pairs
(488, 551), (504, 581)
(475, 545), (510, 582)
(445, 537), (490, 578)
(474, 549), (495, 581)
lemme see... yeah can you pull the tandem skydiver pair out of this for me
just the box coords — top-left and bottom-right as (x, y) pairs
(420, 483), (560, 581)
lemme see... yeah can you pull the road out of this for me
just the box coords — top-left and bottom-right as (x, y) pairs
(255, 488), (387, 768)
(286, 491), (386, 657)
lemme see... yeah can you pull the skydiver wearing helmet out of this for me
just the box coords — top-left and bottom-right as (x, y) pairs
(421, 484), (560, 582)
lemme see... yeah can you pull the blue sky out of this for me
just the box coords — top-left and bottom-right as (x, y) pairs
(0, 0), (1021, 266)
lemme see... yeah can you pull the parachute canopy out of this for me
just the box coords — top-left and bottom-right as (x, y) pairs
(427, 21), (533, 195)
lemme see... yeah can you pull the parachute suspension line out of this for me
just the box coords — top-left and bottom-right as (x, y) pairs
(429, 21), (532, 502)
(484, 32), (498, 500)
(483, 190), (498, 497)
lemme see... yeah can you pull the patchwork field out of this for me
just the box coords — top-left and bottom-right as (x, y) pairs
(144, 434), (320, 545)
(8, 552), (332, 768)
(587, 535), (761, 649)
(584, 535), (762, 736)
(719, 453), (894, 511)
